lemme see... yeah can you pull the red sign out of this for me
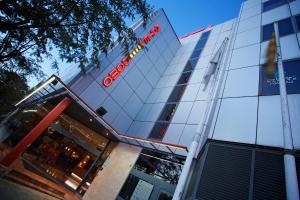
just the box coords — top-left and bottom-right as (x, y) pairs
(179, 24), (212, 40)
(103, 24), (161, 87)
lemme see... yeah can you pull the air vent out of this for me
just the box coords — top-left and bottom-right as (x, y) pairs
(96, 106), (107, 116)
(196, 144), (252, 200)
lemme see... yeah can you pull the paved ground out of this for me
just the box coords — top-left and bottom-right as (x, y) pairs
(0, 178), (58, 200)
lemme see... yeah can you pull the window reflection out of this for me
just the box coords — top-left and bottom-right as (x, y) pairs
(134, 150), (184, 185)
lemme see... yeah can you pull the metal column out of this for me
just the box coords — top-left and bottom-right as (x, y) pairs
(274, 22), (300, 200)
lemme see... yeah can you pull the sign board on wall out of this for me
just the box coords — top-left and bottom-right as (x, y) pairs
(102, 24), (161, 87)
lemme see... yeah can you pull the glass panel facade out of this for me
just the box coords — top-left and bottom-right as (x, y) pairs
(262, 17), (295, 41)
(278, 18), (294, 37)
(263, 0), (287, 12)
(262, 23), (275, 42)
(296, 15), (300, 32)
(2, 105), (49, 147)
(149, 30), (211, 140)
(118, 150), (184, 200)
(259, 59), (300, 95)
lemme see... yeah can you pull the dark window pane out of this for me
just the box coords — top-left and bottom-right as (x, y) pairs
(168, 85), (187, 102)
(278, 18), (294, 36)
(177, 72), (191, 85)
(262, 23), (274, 41)
(296, 15), (300, 32)
(259, 59), (300, 95)
(118, 174), (153, 200)
(195, 38), (207, 50)
(158, 103), (177, 121)
(149, 122), (169, 139)
(134, 151), (184, 185)
(158, 192), (173, 200)
(263, 0), (287, 12)
(200, 31), (211, 39)
(190, 49), (202, 59)
(189, 58), (199, 68)
(183, 62), (193, 72)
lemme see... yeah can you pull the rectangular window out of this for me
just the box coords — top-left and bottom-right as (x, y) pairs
(278, 18), (294, 36)
(296, 15), (300, 32)
(190, 49), (202, 59)
(262, 23), (274, 41)
(118, 174), (154, 200)
(201, 31), (211, 39)
(182, 62), (193, 72)
(259, 59), (300, 95)
(177, 72), (192, 85)
(167, 85), (187, 102)
(189, 58), (199, 68)
(158, 103), (177, 122)
(195, 38), (207, 50)
(263, 0), (287, 12)
(149, 122), (169, 139)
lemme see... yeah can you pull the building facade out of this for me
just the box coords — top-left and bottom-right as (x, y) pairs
(1, 0), (300, 199)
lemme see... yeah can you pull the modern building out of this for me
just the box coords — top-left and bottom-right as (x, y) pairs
(1, 0), (300, 199)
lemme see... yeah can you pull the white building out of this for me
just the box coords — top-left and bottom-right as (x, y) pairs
(1, 0), (300, 199)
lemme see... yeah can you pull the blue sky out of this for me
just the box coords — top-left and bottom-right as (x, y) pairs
(148, 0), (244, 36)
(28, 0), (244, 87)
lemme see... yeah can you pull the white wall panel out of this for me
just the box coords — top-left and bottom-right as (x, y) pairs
(162, 124), (185, 144)
(154, 56), (168, 74)
(156, 87), (172, 103)
(230, 44), (260, 69)
(189, 69), (205, 84)
(240, 4), (261, 21)
(146, 67), (160, 87)
(280, 34), (300, 60)
(234, 27), (260, 49)
(181, 84), (200, 102)
(112, 110), (132, 133)
(165, 74), (180, 87)
(223, 66), (259, 97)
(146, 103), (165, 121)
(136, 79), (152, 102)
(146, 88), (160, 103)
(135, 55), (152, 76)
(257, 95), (284, 147)
(171, 102), (193, 123)
(288, 94), (300, 149)
(102, 97), (122, 123)
(163, 47), (175, 65)
(187, 101), (206, 125)
(71, 75), (94, 96)
(124, 94), (143, 119)
(80, 81), (108, 109)
(237, 15), (261, 33)
(110, 81), (133, 107)
(177, 125), (198, 147)
(290, 0), (300, 15)
(196, 55), (211, 69)
(243, 0), (261, 11)
(124, 66), (144, 90)
(213, 97), (258, 144)
(135, 104), (151, 121)
(221, 19), (235, 32)
(262, 5), (291, 25)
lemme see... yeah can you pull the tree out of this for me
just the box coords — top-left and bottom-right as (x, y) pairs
(0, 70), (29, 119)
(0, 0), (153, 79)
